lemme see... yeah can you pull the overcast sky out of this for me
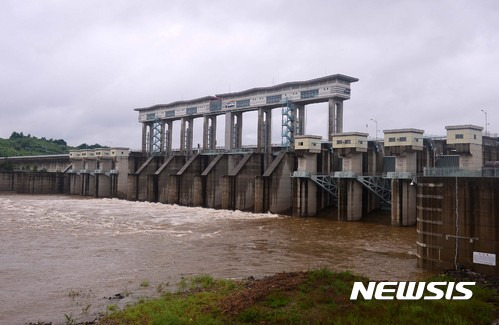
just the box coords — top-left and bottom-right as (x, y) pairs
(1, 0), (498, 150)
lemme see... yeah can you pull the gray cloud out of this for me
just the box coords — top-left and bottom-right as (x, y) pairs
(1, 0), (498, 149)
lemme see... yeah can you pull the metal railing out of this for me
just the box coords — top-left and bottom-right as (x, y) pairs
(386, 171), (413, 179)
(333, 171), (356, 178)
(423, 167), (490, 177)
(484, 132), (499, 138)
(292, 171), (311, 178)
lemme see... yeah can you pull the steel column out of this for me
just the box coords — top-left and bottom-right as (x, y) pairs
(141, 123), (147, 153)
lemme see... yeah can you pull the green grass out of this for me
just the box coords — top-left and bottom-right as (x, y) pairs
(101, 275), (235, 325)
(98, 269), (498, 325)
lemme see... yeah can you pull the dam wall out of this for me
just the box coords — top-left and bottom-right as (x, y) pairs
(417, 177), (498, 276)
(0, 171), (67, 194)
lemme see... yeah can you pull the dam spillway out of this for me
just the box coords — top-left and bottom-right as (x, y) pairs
(0, 74), (498, 276)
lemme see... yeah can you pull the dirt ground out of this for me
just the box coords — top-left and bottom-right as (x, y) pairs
(219, 271), (308, 315)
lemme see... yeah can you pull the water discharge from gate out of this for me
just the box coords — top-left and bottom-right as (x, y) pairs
(0, 195), (426, 324)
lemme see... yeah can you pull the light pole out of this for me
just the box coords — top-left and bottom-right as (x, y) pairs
(480, 109), (488, 136)
(370, 118), (378, 139)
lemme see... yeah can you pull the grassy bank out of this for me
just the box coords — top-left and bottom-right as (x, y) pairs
(98, 269), (497, 324)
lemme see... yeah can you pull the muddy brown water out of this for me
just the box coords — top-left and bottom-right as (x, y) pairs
(0, 194), (429, 324)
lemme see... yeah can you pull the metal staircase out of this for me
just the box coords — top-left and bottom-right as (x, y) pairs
(310, 175), (338, 200)
(356, 176), (392, 205)
(292, 172), (392, 206)
(151, 118), (162, 155)
(281, 99), (295, 149)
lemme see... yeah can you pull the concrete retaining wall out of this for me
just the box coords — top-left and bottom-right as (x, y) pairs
(0, 172), (15, 191)
(417, 177), (498, 276)
(0, 171), (67, 194)
(1, 156), (71, 173)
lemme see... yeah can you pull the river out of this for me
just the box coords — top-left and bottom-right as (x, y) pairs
(0, 194), (428, 324)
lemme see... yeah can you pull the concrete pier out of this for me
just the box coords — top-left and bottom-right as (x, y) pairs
(328, 99), (344, 135)
(222, 153), (262, 211)
(169, 154), (213, 206)
(95, 173), (111, 198)
(180, 117), (194, 157)
(337, 178), (362, 221)
(293, 136), (322, 217)
(86, 173), (95, 196)
(293, 176), (317, 217)
(69, 173), (82, 195)
(128, 156), (163, 201)
(225, 111), (243, 151)
(332, 133), (368, 221)
(336, 154), (364, 222)
(155, 156), (185, 203)
(295, 104), (305, 136)
(203, 116), (217, 151)
(163, 120), (173, 156)
(257, 108), (272, 151)
(255, 151), (295, 214)
(201, 154), (232, 209)
(384, 129), (424, 226)
(257, 108), (272, 169)
(391, 178), (416, 226)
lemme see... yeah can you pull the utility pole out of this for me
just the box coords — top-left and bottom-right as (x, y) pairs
(370, 118), (378, 139)
(481, 109), (488, 136)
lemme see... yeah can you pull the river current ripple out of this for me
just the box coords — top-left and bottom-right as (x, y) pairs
(0, 194), (426, 324)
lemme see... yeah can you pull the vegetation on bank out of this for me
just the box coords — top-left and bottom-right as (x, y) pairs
(97, 269), (498, 325)
(0, 131), (106, 158)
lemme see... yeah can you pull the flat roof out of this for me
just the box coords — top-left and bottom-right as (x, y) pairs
(383, 128), (424, 134)
(134, 74), (359, 112)
(295, 135), (323, 139)
(445, 124), (483, 131)
(134, 96), (218, 112)
(70, 147), (129, 152)
(331, 132), (368, 137)
(216, 74), (358, 98)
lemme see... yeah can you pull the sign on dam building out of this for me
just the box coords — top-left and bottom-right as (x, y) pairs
(134, 74), (358, 156)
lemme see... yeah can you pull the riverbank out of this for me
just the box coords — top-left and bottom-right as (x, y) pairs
(90, 268), (497, 324)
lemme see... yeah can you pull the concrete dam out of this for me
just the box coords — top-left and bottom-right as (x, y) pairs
(0, 74), (498, 276)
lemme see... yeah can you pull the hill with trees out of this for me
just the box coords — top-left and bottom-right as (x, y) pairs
(0, 131), (107, 157)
